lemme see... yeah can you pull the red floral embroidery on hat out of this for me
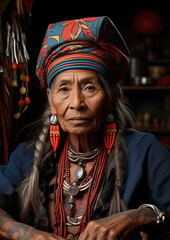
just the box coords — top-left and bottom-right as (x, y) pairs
(62, 18), (98, 42)
(39, 37), (48, 59)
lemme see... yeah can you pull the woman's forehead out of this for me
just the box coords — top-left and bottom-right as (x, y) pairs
(55, 69), (99, 82)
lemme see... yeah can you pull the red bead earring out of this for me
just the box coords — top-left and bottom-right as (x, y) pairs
(50, 115), (60, 157)
(104, 113), (117, 154)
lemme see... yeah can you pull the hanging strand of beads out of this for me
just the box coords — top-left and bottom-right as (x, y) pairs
(2, 0), (30, 119)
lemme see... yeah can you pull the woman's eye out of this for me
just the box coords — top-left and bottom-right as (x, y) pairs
(59, 86), (68, 92)
(84, 85), (95, 91)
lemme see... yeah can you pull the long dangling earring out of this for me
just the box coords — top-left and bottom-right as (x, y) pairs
(104, 113), (117, 155)
(50, 115), (60, 157)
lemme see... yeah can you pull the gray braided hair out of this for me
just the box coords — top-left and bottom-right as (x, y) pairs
(18, 103), (52, 220)
(99, 75), (136, 214)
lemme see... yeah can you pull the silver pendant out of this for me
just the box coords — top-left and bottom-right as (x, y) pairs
(75, 166), (84, 180)
(68, 184), (79, 196)
(64, 195), (74, 213)
(67, 216), (82, 226)
(68, 195), (74, 204)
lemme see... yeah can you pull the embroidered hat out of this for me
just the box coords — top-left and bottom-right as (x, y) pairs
(36, 16), (130, 88)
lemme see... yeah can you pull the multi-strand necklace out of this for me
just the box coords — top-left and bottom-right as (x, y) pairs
(53, 136), (109, 237)
(63, 143), (100, 226)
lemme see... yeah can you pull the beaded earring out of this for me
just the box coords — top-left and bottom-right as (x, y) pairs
(50, 115), (60, 157)
(104, 113), (117, 154)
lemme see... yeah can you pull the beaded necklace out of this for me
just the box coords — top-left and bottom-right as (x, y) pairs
(53, 136), (108, 238)
(64, 143), (99, 185)
(63, 160), (96, 187)
(63, 147), (97, 226)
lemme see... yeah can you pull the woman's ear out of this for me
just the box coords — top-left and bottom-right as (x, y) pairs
(46, 88), (50, 97)
(46, 88), (57, 115)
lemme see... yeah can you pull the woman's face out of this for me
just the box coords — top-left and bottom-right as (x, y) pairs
(48, 69), (111, 136)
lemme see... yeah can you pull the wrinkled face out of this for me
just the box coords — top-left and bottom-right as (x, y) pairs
(48, 69), (111, 136)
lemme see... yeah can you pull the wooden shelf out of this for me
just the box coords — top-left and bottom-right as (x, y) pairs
(147, 58), (170, 65)
(137, 128), (170, 135)
(121, 85), (170, 91)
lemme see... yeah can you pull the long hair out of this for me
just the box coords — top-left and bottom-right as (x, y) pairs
(98, 75), (136, 214)
(18, 74), (136, 222)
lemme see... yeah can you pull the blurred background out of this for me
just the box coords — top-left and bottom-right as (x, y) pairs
(1, 0), (170, 165)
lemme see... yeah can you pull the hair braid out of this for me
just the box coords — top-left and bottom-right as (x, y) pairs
(108, 132), (128, 214)
(102, 84), (136, 215)
(18, 105), (52, 221)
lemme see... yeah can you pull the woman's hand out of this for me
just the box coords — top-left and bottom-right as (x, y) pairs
(79, 208), (158, 240)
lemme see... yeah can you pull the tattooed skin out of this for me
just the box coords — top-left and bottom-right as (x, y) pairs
(0, 217), (9, 228)
(0, 209), (35, 240)
(0, 209), (65, 240)
(95, 207), (157, 223)
(7, 223), (34, 240)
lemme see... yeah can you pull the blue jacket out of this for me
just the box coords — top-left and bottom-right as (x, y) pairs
(0, 132), (170, 225)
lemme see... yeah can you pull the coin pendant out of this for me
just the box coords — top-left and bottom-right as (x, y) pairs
(68, 184), (79, 196)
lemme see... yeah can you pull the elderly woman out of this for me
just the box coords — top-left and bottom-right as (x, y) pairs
(0, 16), (170, 240)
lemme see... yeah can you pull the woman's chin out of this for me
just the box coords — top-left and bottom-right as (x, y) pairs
(61, 120), (91, 134)
(68, 129), (91, 136)
(64, 125), (94, 136)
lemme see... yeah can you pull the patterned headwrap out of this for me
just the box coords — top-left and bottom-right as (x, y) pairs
(36, 16), (130, 88)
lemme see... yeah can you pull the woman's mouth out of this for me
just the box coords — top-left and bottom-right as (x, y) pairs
(67, 117), (91, 123)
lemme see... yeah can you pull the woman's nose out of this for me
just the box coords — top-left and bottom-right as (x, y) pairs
(69, 88), (85, 110)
